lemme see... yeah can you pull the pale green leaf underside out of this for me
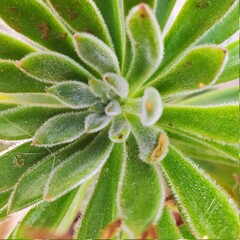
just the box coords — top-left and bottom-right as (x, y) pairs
(160, 146), (239, 239)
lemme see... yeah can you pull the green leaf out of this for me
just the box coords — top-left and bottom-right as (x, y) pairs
(76, 144), (123, 239)
(159, 104), (238, 144)
(127, 114), (169, 163)
(48, 81), (98, 108)
(155, 0), (176, 30)
(126, 3), (163, 96)
(74, 33), (120, 76)
(0, 0), (79, 60)
(0, 61), (47, 93)
(217, 41), (239, 83)
(160, 146), (239, 239)
(157, 206), (182, 240)
(119, 135), (164, 236)
(85, 113), (112, 133)
(196, 1), (239, 45)
(0, 190), (11, 210)
(44, 129), (113, 200)
(9, 135), (94, 213)
(13, 188), (79, 239)
(33, 112), (88, 147)
(179, 225), (197, 240)
(179, 86), (238, 105)
(0, 106), (65, 140)
(146, 46), (226, 98)
(19, 52), (92, 84)
(0, 32), (35, 60)
(94, 0), (125, 65)
(105, 100), (121, 117)
(0, 93), (64, 108)
(48, 0), (113, 47)
(0, 142), (52, 192)
(151, 0), (236, 78)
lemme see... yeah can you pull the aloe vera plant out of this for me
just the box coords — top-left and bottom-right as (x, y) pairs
(0, 0), (239, 239)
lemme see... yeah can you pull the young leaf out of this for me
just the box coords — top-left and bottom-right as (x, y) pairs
(108, 115), (131, 143)
(160, 146), (239, 239)
(0, 61), (47, 93)
(104, 100), (121, 116)
(159, 104), (238, 144)
(88, 78), (111, 100)
(44, 129), (113, 200)
(94, 0), (125, 64)
(140, 87), (163, 126)
(218, 41), (239, 83)
(48, 0), (113, 47)
(33, 112), (88, 147)
(127, 114), (169, 164)
(9, 135), (94, 213)
(146, 46), (226, 98)
(0, 32), (35, 60)
(119, 135), (164, 236)
(151, 0), (236, 77)
(157, 206), (182, 239)
(196, 1), (239, 45)
(47, 81), (98, 108)
(103, 73), (129, 99)
(13, 188), (79, 239)
(126, 4), (163, 96)
(0, 0), (78, 60)
(74, 33), (120, 75)
(76, 144), (123, 239)
(85, 113), (112, 133)
(0, 142), (52, 192)
(19, 52), (92, 84)
(0, 106), (65, 140)
(155, 0), (176, 30)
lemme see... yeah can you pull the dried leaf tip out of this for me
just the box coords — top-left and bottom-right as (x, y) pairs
(100, 219), (122, 239)
(140, 225), (158, 240)
(150, 133), (168, 162)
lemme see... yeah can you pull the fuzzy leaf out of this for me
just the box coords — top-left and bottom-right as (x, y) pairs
(0, 190), (11, 210)
(196, 1), (239, 45)
(0, 33), (35, 60)
(160, 146), (239, 239)
(109, 115), (131, 143)
(0, 106), (65, 140)
(44, 129), (113, 200)
(147, 46), (226, 98)
(119, 135), (164, 236)
(76, 144), (123, 239)
(0, 142), (52, 192)
(48, 0), (113, 47)
(152, 0), (236, 77)
(85, 113), (112, 133)
(13, 188), (79, 239)
(48, 81), (98, 108)
(218, 41), (239, 83)
(127, 114), (169, 163)
(33, 112), (88, 147)
(19, 52), (92, 84)
(74, 33), (120, 75)
(104, 100), (121, 116)
(126, 4), (163, 96)
(179, 225), (197, 240)
(94, 0), (125, 64)
(88, 78), (110, 99)
(9, 135), (94, 213)
(157, 206), (182, 239)
(0, 0), (78, 60)
(140, 87), (163, 126)
(159, 104), (238, 144)
(0, 61), (47, 93)
(156, 0), (176, 30)
(103, 73), (129, 99)
(179, 86), (238, 105)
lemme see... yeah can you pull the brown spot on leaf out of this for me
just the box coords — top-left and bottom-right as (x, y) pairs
(15, 155), (24, 167)
(146, 101), (154, 111)
(139, 4), (148, 18)
(141, 225), (158, 240)
(118, 134), (123, 139)
(186, 61), (193, 67)
(7, 7), (20, 16)
(38, 23), (50, 40)
(100, 219), (122, 239)
(44, 194), (53, 202)
(196, 0), (209, 9)
(199, 82), (206, 88)
(150, 133), (168, 162)
(233, 173), (240, 185)
(56, 32), (68, 40)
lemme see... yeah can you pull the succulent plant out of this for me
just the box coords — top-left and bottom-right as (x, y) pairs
(0, 0), (239, 239)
